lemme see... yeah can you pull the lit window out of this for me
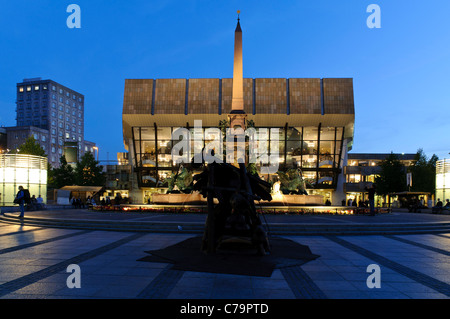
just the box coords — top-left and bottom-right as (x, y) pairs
(34, 85), (39, 91)
(43, 84), (48, 90)
(66, 133), (70, 139)
(27, 86), (31, 92)
(19, 87), (24, 92)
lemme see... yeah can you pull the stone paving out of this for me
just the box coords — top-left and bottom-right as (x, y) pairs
(0, 211), (449, 301)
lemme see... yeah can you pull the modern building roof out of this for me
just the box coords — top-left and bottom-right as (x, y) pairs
(348, 153), (416, 161)
(122, 16), (355, 151)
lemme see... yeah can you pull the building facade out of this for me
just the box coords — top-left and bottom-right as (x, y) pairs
(436, 159), (450, 203)
(0, 154), (47, 206)
(122, 18), (355, 205)
(11, 78), (95, 167)
(343, 153), (416, 206)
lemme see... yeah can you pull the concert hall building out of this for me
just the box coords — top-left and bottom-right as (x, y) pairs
(122, 17), (355, 205)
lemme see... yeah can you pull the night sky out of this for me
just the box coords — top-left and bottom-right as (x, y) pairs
(1, 0), (449, 162)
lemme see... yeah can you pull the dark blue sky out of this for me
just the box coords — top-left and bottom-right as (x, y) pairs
(1, 0), (449, 162)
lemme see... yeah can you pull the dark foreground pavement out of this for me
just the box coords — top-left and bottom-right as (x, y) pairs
(0, 208), (449, 314)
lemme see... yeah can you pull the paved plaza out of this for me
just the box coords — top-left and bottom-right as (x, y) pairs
(0, 209), (449, 303)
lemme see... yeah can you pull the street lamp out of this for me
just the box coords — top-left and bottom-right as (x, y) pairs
(93, 146), (99, 161)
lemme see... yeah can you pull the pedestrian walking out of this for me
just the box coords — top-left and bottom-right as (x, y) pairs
(15, 186), (25, 218)
(365, 184), (377, 216)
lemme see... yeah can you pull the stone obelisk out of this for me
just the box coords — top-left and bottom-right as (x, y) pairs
(228, 11), (247, 130)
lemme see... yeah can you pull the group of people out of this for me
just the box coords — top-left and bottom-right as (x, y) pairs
(11, 185), (45, 218)
(341, 184), (377, 216)
(432, 198), (450, 214)
(71, 197), (85, 209)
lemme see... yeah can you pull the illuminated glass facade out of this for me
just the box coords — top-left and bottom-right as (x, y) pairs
(131, 125), (345, 190)
(0, 154), (47, 206)
(436, 159), (450, 202)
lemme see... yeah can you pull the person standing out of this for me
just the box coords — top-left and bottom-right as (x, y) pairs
(16, 186), (25, 218)
(365, 184), (377, 216)
(36, 195), (44, 210)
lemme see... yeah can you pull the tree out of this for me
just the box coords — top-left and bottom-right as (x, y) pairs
(17, 136), (46, 157)
(375, 153), (407, 196)
(408, 148), (438, 194)
(75, 152), (105, 186)
(51, 155), (76, 188)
